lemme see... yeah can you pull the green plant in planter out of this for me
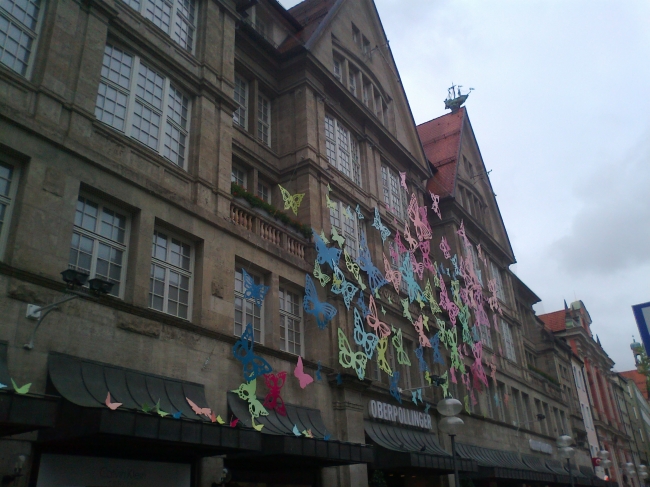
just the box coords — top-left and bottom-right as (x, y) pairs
(370, 470), (388, 487)
(230, 183), (312, 239)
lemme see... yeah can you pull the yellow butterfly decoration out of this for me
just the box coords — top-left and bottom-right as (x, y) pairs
(344, 206), (354, 220)
(320, 230), (330, 244)
(337, 328), (367, 380)
(422, 314), (430, 332)
(440, 370), (449, 398)
(391, 327), (411, 366)
(332, 273), (343, 287)
(278, 185), (305, 216)
(344, 250), (361, 281)
(387, 295), (392, 304)
(357, 275), (367, 291)
(313, 261), (331, 287)
(374, 288), (380, 299)
(326, 192), (337, 211)
(376, 337), (393, 376)
(251, 417), (265, 431)
(231, 379), (269, 419)
(415, 294), (426, 309)
(331, 227), (345, 247)
(381, 305), (386, 315)
(401, 298), (412, 323)
(433, 265), (440, 288)
(424, 370), (432, 385)
(215, 415), (225, 424)
(423, 280), (442, 315)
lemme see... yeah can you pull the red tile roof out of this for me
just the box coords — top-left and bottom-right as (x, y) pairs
(417, 108), (465, 198)
(279, 0), (336, 52)
(620, 370), (649, 399)
(538, 309), (567, 332)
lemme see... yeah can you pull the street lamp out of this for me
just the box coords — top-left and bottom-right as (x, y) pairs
(598, 450), (613, 478)
(437, 396), (464, 487)
(638, 465), (648, 482)
(558, 435), (576, 487)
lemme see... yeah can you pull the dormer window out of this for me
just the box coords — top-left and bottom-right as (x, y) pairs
(348, 67), (357, 96)
(333, 58), (342, 81)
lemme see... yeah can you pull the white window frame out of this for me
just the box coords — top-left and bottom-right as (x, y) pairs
(0, 159), (19, 260)
(324, 115), (361, 186)
(120, 0), (196, 52)
(149, 228), (193, 319)
(0, 0), (46, 78)
(490, 260), (506, 301)
(257, 180), (270, 203)
(234, 266), (264, 344)
(333, 58), (341, 81)
(279, 285), (303, 355)
(95, 44), (191, 168)
(388, 239), (408, 294)
(233, 74), (248, 129)
(381, 164), (408, 221)
(329, 199), (362, 260)
(502, 320), (517, 362)
(69, 195), (130, 299)
(348, 68), (357, 96)
(231, 164), (246, 187)
(478, 323), (492, 348)
(375, 95), (383, 122)
(362, 84), (370, 107)
(257, 93), (271, 147)
(467, 243), (484, 286)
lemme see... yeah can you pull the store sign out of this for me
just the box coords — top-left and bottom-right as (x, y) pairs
(529, 439), (553, 455)
(368, 399), (432, 430)
(36, 454), (191, 487)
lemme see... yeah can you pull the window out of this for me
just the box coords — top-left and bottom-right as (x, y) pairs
(478, 323), (492, 348)
(120, 0), (195, 51)
(233, 75), (248, 129)
(0, 161), (18, 258)
(149, 229), (192, 318)
(324, 115), (361, 186)
(363, 83), (371, 107)
(257, 181), (270, 203)
(490, 261), (505, 301)
(234, 267), (263, 342)
(525, 350), (536, 368)
(501, 320), (516, 362)
(362, 36), (370, 56)
(257, 93), (271, 146)
(329, 199), (362, 259)
(348, 67), (357, 96)
(352, 24), (359, 45)
(95, 44), (190, 168)
(467, 244), (483, 286)
(279, 287), (302, 355)
(231, 164), (246, 187)
(68, 195), (129, 298)
(333, 58), (341, 81)
(381, 164), (408, 220)
(375, 95), (383, 122)
(0, 0), (44, 76)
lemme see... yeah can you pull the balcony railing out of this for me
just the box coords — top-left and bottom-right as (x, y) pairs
(230, 201), (306, 260)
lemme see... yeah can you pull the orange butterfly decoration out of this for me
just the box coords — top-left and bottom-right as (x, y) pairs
(366, 294), (391, 338)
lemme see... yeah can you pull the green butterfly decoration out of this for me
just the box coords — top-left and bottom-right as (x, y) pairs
(344, 250), (361, 281)
(232, 378), (269, 419)
(337, 328), (367, 380)
(278, 185), (305, 216)
(11, 378), (31, 395)
(141, 402), (153, 413)
(376, 337), (393, 376)
(422, 280), (442, 315)
(391, 328), (411, 366)
(313, 261), (331, 287)
(401, 298), (412, 323)
(464, 395), (471, 414)
(331, 227), (345, 247)
(440, 371), (449, 398)
(154, 399), (169, 417)
(320, 230), (330, 244)
(422, 314), (430, 332)
(381, 306), (386, 315)
(326, 192), (337, 210)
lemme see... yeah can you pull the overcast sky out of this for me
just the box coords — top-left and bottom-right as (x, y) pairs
(278, 0), (650, 371)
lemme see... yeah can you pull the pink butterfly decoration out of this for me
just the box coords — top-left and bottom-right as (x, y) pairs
(418, 240), (435, 273)
(450, 367), (457, 383)
(412, 315), (431, 348)
(230, 417), (239, 428)
(439, 237), (451, 259)
(407, 193), (432, 241)
(470, 389), (477, 406)
(394, 231), (407, 254)
(383, 254), (402, 293)
(263, 371), (287, 416)
(457, 220), (471, 249)
(410, 253), (425, 280)
(470, 342), (488, 390)
(399, 171), (408, 190)
(402, 222), (418, 252)
(105, 392), (122, 411)
(367, 295), (391, 338)
(429, 191), (441, 219)
(438, 278), (460, 325)
(294, 356), (314, 389)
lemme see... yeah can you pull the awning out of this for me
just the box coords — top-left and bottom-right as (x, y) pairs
(521, 454), (559, 483)
(545, 458), (592, 486)
(0, 341), (58, 436)
(457, 443), (550, 482)
(364, 420), (476, 472)
(227, 392), (373, 467)
(40, 353), (261, 458)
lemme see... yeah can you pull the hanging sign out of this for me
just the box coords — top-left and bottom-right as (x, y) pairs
(368, 399), (432, 430)
(529, 439), (553, 454)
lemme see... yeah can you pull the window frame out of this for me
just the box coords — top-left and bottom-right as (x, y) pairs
(329, 198), (363, 260)
(478, 323), (492, 349)
(231, 163), (247, 188)
(279, 284), (304, 355)
(257, 180), (270, 203)
(381, 164), (408, 221)
(233, 74), (248, 129)
(501, 320), (517, 362)
(257, 92), (271, 147)
(490, 260), (506, 302)
(324, 114), (361, 186)
(333, 58), (342, 81)
(0, 0), (47, 78)
(348, 66), (357, 96)
(68, 194), (130, 299)
(95, 43), (191, 168)
(0, 159), (19, 261)
(234, 266), (265, 344)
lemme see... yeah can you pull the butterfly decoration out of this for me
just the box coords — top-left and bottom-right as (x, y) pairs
(141, 402), (153, 413)
(400, 253), (422, 303)
(424, 403), (431, 414)
(233, 322), (273, 382)
(242, 269), (269, 308)
(381, 305), (386, 315)
(439, 237), (451, 259)
(313, 261), (331, 287)
(402, 221), (419, 253)
(357, 291), (370, 318)
(429, 191), (441, 219)
(320, 230), (330, 244)
(431, 333), (446, 365)
(294, 356), (314, 389)
(388, 295), (393, 304)
(0, 383), (6, 389)
(465, 395), (471, 414)
(470, 343), (488, 391)
(417, 388), (423, 403)
(412, 314), (431, 348)
(394, 230), (408, 254)
(232, 378), (269, 419)
(391, 327), (411, 366)
(10, 378), (31, 395)
(230, 417), (239, 428)
(383, 254), (402, 293)
(154, 399), (169, 417)
(399, 171), (408, 190)
(410, 252), (425, 280)
(172, 411), (183, 419)
(278, 184), (305, 215)
(422, 280), (442, 315)
(389, 371), (402, 404)
(187, 397), (212, 419)
(414, 344), (430, 372)
(324, 433), (332, 441)
(372, 208), (391, 243)
(304, 274), (338, 329)
(293, 424), (301, 436)
(355, 204), (364, 220)
(344, 250), (361, 282)
(407, 193), (432, 241)
(457, 220), (471, 249)
(105, 392), (122, 411)
(345, 205), (354, 220)
(338, 328), (368, 380)
(313, 231), (342, 270)
(251, 418), (265, 431)
(316, 361), (322, 381)
(302, 429), (313, 438)
(376, 337), (393, 376)
(451, 254), (462, 279)
(326, 192), (337, 210)
(357, 233), (388, 295)
(331, 226), (346, 247)
(418, 239), (435, 273)
(411, 390), (419, 405)
(353, 308), (379, 359)
(331, 266), (359, 310)
(263, 371), (287, 415)
(366, 294), (391, 338)
(440, 371), (449, 398)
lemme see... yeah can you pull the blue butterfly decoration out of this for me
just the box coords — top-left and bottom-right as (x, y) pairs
(331, 266), (358, 310)
(172, 411), (182, 419)
(424, 403), (431, 414)
(336, 373), (343, 385)
(415, 344), (430, 372)
(372, 208), (391, 243)
(316, 360), (322, 381)
(324, 432), (332, 441)
(304, 274), (338, 329)
(451, 254), (461, 279)
(313, 230), (342, 271)
(431, 332), (446, 365)
(353, 308), (379, 359)
(390, 371), (402, 404)
(411, 390), (418, 405)
(494, 393), (499, 406)
(417, 388), (422, 403)
(232, 322), (273, 382)
(438, 262), (450, 277)
(355, 204), (364, 220)
(293, 424), (301, 436)
(242, 269), (269, 308)
(357, 291), (370, 318)
(357, 233), (388, 295)
(400, 253), (422, 303)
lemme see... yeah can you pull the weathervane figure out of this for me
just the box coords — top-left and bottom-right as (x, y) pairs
(444, 83), (474, 111)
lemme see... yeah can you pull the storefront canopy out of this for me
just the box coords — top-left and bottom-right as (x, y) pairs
(227, 392), (373, 468)
(41, 353), (261, 458)
(0, 341), (58, 437)
(364, 420), (476, 472)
